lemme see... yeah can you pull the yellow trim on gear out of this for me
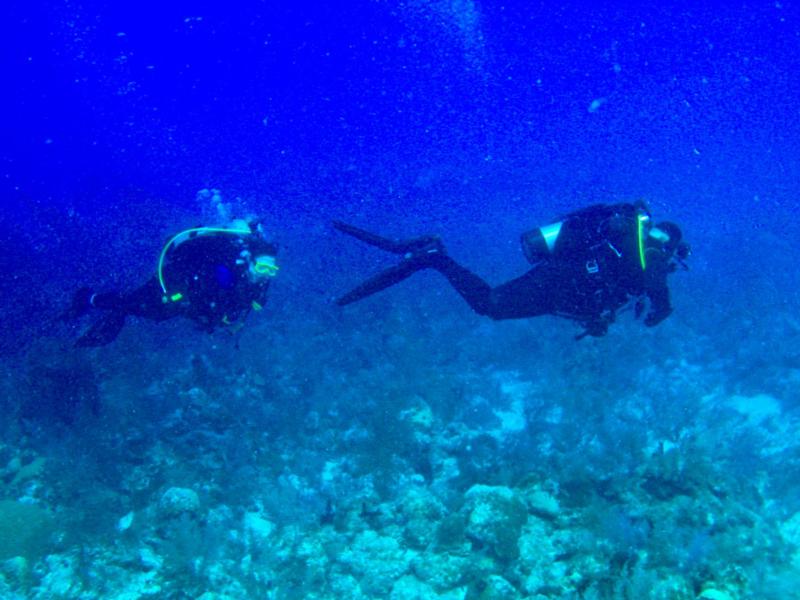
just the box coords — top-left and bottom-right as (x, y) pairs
(158, 226), (252, 300)
(637, 213), (649, 270)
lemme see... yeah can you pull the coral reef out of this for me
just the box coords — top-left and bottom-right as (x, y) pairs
(1, 301), (799, 599)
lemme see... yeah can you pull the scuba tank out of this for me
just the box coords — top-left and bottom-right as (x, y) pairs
(521, 204), (653, 270)
(520, 221), (563, 264)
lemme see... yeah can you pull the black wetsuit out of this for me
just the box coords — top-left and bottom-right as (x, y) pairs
(75, 234), (274, 347)
(428, 204), (673, 334)
(336, 203), (677, 337)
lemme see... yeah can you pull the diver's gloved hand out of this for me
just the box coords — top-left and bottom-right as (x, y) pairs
(634, 298), (646, 320)
(575, 318), (609, 340)
(644, 308), (672, 327)
(60, 287), (94, 321)
(584, 319), (609, 337)
(575, 311), (615, 340)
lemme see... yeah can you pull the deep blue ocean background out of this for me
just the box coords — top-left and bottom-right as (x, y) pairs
(1, 2), (799, 599)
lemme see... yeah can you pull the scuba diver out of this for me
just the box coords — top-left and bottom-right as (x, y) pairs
(333, 202), (690, 339)
(62, 219), (279, 347)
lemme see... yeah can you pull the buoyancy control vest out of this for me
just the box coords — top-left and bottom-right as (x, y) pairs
(520, 203), (651, 275)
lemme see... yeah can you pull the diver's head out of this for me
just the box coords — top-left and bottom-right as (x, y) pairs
(649, 221), (691, 266)
(252, 254), (279, 278)
(651, 221), (681, 249)
(244, 242), (279, 282)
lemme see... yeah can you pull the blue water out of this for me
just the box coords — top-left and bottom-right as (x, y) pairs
(1, 2), (799, 598)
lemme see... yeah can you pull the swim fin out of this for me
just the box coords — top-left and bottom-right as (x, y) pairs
(332, 221), (409, 254)
(333, 221), (445, 305)
(337, 260), (426, 306)
(333, 221), (444, 257)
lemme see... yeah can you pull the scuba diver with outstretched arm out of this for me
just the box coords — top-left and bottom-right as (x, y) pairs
(334, 202), (690, 339)
(62, 219), (279, 347)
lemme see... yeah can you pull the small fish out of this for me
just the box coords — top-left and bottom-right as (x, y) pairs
(588, 97), (607, 113)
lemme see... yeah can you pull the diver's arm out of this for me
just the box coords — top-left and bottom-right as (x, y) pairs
(643, 253), (673, 326)
(644, 287), (672, 326)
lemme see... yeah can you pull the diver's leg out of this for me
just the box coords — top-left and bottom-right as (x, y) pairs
(91, 279), (176, 321)
(73, 289), (134, 347)
(87, 291), (126, 311)
(429, 255), (554, 320)
(484, 267), (555, 319)
(61, 288), (95, 321)
(426, 254), (493, 315)
(75, 280), (178, 347)
(76, 312), (128, 347)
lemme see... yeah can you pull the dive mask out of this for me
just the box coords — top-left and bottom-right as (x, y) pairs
(253, 255), (279, 277)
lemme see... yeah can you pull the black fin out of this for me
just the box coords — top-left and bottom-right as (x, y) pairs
(333, 221), (408, 254)
(336, 260), (427, 305)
